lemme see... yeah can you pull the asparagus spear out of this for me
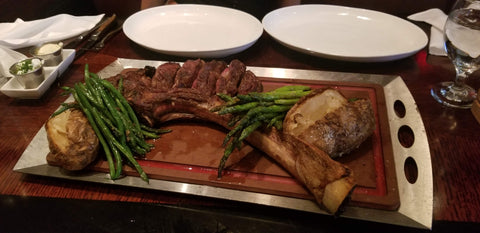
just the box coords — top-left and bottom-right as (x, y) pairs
(214, 85), (311, 177)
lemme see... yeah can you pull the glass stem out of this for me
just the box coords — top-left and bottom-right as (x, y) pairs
(452, 71), (468, 91)
(450, 68), (475, 103)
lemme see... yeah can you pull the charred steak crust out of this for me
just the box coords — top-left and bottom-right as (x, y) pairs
(173, 59), (204, 88)
(106, 59), (263, 126)
(192, 60), (227, 97)
(238, 70), (263, 94)
(151, 62), (181, 91)
(216, 59), (246, 96)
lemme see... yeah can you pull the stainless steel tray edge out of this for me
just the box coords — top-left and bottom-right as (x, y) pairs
(13, 58), (433, 229)
(383, 77), (433, 229)
(248, 65), (433, 229)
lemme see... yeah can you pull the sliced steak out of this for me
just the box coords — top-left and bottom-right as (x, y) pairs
(151, 62), (180, 91)
(107, 68), (151, 102)
(173, 59), (205, 88)
(192, 60), (227, 96)
(237, 70), (263, 95)
(216, 59), (246, 96)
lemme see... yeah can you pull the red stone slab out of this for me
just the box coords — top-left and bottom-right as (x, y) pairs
(91, 78), (399, 211)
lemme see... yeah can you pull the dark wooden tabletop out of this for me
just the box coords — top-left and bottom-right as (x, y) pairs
(1, 1), (480, 232)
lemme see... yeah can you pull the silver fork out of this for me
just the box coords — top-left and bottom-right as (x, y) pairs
(92, 25), (123, 51)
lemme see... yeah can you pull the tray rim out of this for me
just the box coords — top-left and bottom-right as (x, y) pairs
(13, 58), (433, 229)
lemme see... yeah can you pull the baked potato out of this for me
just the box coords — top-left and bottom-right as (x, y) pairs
(284, 88), (375, 158)
(45, 108), (99, 170)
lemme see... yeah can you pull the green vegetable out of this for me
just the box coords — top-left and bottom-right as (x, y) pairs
(270, 85), (312, 92)
(217, 102), (260, 115)
(213, 85), (311, 177)
(72, 84), (117, 179)
(53, 64), (170, 182)
(274, 98), (300, 105)
(237, 90), (311, 102)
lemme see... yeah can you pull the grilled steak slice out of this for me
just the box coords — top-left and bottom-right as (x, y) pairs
(216, 59), (246, 95)
(192, 60), (227, 96)
(152, 62), (180, 91)
(106, 69), (151, 103)
(173, 59), (205, 88)
(238, 70), (263, 95)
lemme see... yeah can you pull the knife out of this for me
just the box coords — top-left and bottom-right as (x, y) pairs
(92, 24), (123, 51)
(73, 14), (117, 59)
(63, 14), (109, 50)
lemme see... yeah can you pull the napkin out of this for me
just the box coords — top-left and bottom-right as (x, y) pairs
(0, 45), (27, 87)
(0, 14), (104, 49)
(408, 9), (448, 56)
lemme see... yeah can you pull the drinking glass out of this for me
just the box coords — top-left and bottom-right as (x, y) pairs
(430, 1), (480, 108)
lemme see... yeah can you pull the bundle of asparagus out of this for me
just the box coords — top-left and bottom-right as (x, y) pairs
(212, 85), (312, 177)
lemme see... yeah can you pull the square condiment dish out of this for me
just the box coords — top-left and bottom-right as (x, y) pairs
(1, 49), (75, 99)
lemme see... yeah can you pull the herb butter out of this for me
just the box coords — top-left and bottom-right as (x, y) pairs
(13, 58), (42, 75)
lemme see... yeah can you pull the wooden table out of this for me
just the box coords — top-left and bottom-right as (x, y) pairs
(1, 14), (480, 233)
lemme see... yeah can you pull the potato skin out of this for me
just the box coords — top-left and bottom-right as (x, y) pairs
(300, 99), (375, 158)
(45, 109), (99, 170)
(284, 88), (375, 158)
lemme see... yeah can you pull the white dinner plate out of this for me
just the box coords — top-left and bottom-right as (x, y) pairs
(262, 5), (428, 62)
(123, 4), (263, 58)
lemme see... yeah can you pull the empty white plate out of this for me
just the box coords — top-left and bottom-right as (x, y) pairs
(123, 4), (263, 58)
(262, 5), (428, 62)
